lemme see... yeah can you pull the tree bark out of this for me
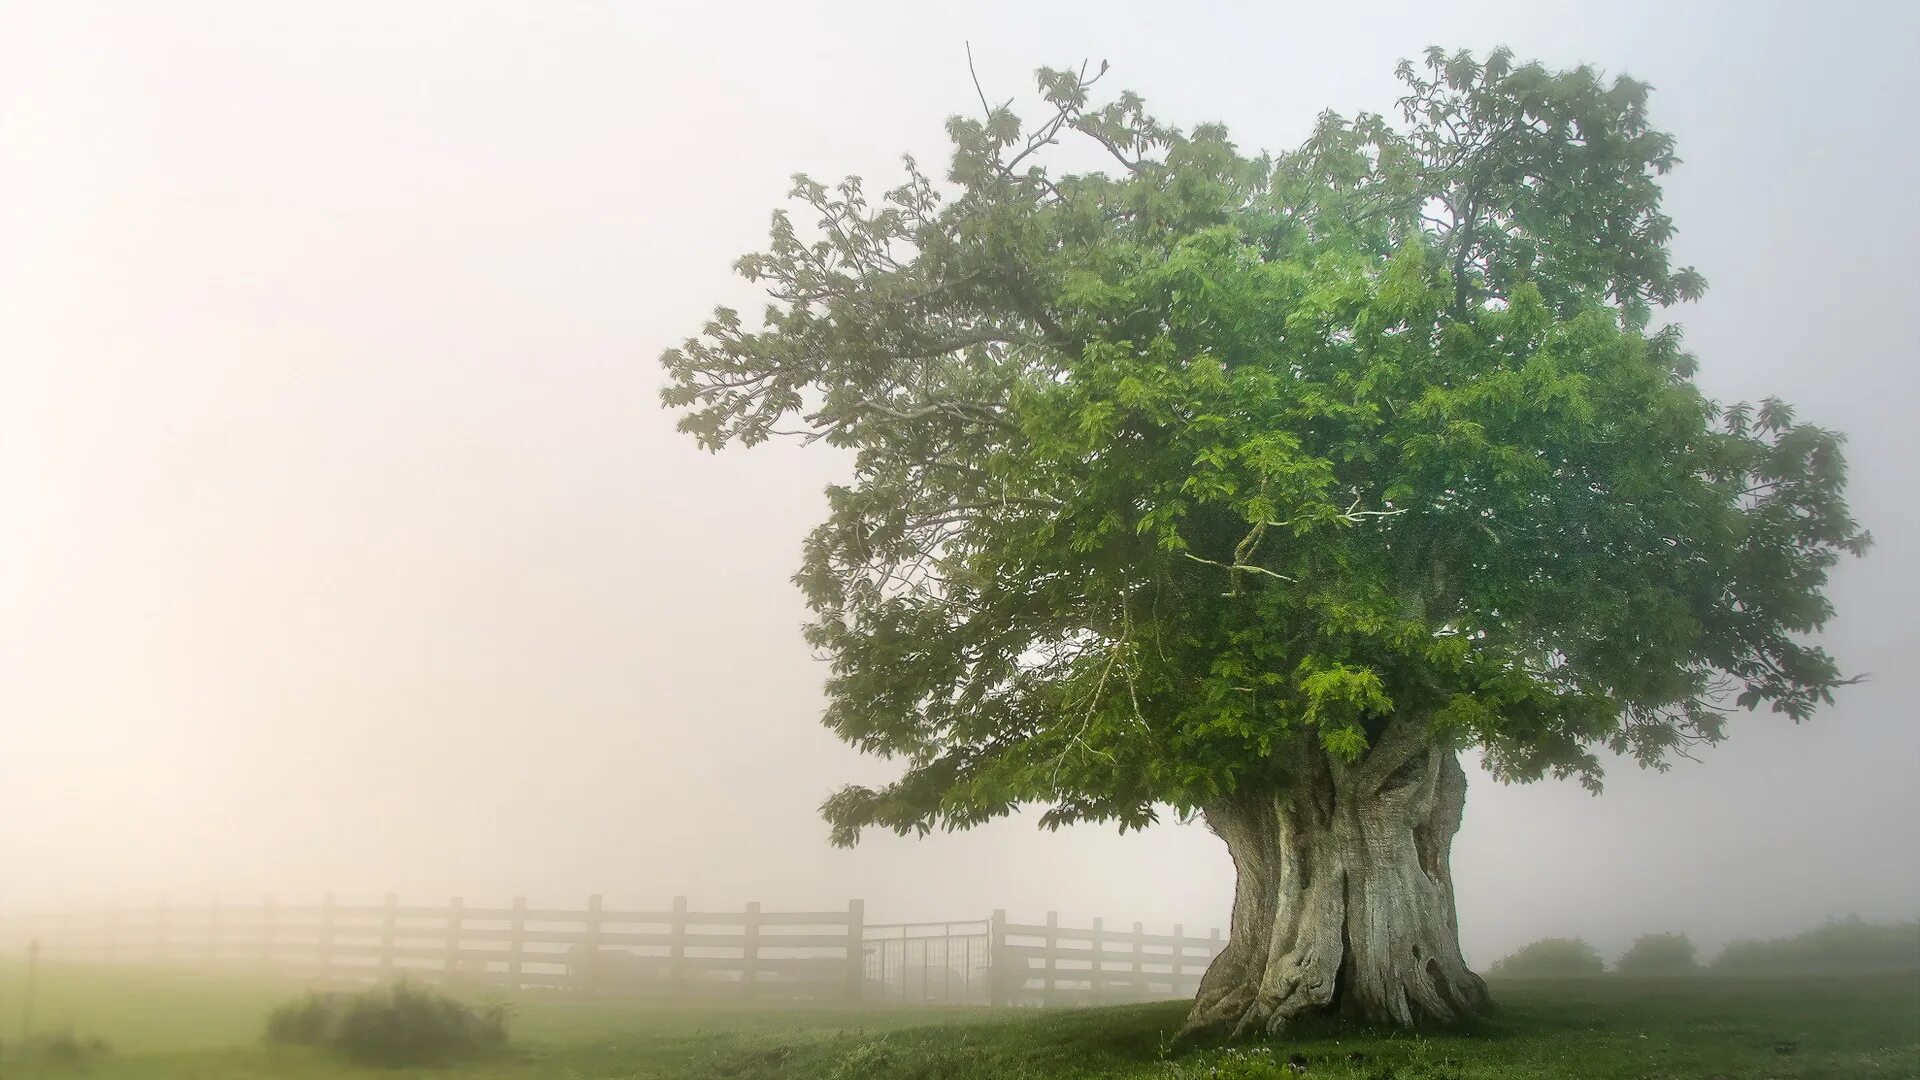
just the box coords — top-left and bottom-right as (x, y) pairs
(1181, 737), (1489, 1038)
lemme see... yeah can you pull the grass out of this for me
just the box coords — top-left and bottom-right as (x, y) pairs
(0, 961), (1913, 1078)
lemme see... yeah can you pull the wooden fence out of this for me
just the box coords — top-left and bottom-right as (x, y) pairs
(991, 909), (1225, 1006)
(0, 896), (864, 1001)
(0, 899), (1222, 1008)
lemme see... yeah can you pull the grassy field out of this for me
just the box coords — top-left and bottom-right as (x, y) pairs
(0, 961), (1914, 1078)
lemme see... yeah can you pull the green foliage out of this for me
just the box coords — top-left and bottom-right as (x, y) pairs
(1712, 916), (1920, 977)
(265, 992), (339, 1045)
(1612, 932), (1697, 976)
(662, 48), (1868, 845)
(1485, 937), (1606, 979)
(0, 1029), (112, 1069)
(264, 981), (509, 1067)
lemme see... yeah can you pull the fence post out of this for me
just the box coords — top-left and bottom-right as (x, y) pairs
(583, 894), (603, 995)
(1043, 911), (1058, 1005)
(261, 894), (276, 973)
(845, 898), (864, 1002)
(205, 895), (219, 966)
(1131, 921), (1144, 998)
(669, 896), (687, 995)
(508, 897), (526, 988)
(156, 896), (169, 968)
(445, 896), (463, 978)
(1170, 923), (1184, 991)
(741, 901), (760, 998)
(1090, 917), (1105, 1001)
(989, 908), (1008, 1007)
(381, 892), (397, 974)
(318, 894), (335, 982)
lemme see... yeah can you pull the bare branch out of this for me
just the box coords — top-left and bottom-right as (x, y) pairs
(964, 42), (994, 125)
(1181, 551), (1294, 582)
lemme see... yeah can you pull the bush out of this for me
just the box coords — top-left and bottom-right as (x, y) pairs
(1486, 937), (1606, 979)
(266, 992), (342, 1045)
(1615, 932), (1699, 976)
(1, 1030), (111, 1068)
(265, 981), (508, 1066)
(1712, 916), (1920, 977)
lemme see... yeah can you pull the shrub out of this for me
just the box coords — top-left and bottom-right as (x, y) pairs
(1485, 937), (1606, 979)
(265, 981), (508, 1066)
(1712, 916), (1920, 977)
(3, 1030), (111, 1068)
(1615, 932), (1699, 976)
(266, 992), (343, 1045)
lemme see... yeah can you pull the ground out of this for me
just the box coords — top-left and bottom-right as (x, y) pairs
(0, 962), (1914, 1078)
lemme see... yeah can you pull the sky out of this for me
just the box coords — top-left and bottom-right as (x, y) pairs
(2, 0), (1917, 966)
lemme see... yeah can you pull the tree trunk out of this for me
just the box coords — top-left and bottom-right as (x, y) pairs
(1181, 739), (1489, 1038)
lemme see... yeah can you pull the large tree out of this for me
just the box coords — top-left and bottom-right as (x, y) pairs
(661, 48), (1867, 1034)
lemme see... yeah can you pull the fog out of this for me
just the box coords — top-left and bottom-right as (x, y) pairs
(3, 0), (1916, 968)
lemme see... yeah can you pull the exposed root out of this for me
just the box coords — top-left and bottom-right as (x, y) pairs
(1176, 970), (1339, 1043)
(1173, 984), (1256, 1043)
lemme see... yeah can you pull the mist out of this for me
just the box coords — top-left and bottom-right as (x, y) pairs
(3, 0), (1917, 973)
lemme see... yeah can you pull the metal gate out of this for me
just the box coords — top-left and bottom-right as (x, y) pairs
(861, 920), (990, 1004)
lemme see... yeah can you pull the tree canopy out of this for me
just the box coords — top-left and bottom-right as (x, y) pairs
(1713, 917), (1920, 977)
(661, 47), (1867, 847)
(1614, 932), (1699, 976)
(1487, 937), (1607, 979)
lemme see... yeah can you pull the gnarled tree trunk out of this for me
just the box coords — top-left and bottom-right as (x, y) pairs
(1181, 731), (1489, 1038)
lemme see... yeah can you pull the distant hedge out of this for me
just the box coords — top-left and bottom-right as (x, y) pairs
(1712, 916), (1920, 977)
(1486, 937), (1606, 979)
(1615, 933), (1699, 976)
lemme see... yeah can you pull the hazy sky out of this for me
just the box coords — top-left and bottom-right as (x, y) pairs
(3, 1), (1917, 965)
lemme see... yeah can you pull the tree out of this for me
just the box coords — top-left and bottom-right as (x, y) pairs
(1614, 932), (1698, 976)
(1487, 937), (1606, 979)
(1713, 916), (1920, 976)
(660, 47), (1867, 1035)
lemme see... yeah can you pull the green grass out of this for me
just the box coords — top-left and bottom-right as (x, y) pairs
(0, 961), (1914, 1078)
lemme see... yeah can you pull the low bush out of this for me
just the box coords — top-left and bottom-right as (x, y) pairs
(1614, 932), (1699, 976)
(0, 1030), (112, 1068)
(265, 980), (508, 1066)
(265, 991), (342, 1044)
(1485, 937), (1606, 979)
